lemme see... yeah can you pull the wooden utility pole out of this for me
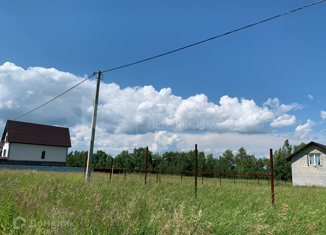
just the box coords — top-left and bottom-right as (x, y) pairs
(85, 71), (101, 181)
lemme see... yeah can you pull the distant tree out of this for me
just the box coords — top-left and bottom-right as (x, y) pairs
(273, 140), (306, 181)
(219, 150), (235, 177)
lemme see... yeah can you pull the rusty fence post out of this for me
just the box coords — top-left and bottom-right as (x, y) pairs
(124, 170), (126, 180)
(234, 175), (235, 185)
(202, 174), (203, 185)
(258, 176), (259, 186)
(247, 175), (248, 185)
(268, 177), (269, 185)
(181, 172), (182, 182)
(145, 147), (148, 187)
(270, 149), (275, 207)
(110, 158), (113, 182)
(220, 174), (221, 186)
(195, 144), (197, 198)
(156, 171), (158, 183)
(83, 154), (87, 176)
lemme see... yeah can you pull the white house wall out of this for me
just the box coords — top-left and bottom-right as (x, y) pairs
(2, 142), (10, 157)
(8, 143), (67, 162)
(291, 145), (326, 187)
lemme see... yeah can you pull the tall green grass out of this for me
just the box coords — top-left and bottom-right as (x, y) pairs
(0, 169), (325, 234)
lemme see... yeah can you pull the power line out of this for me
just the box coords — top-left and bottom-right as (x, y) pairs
(0, 73), (97, 125)
(1, 0), (324, 126)
(102, 0), (325, 73)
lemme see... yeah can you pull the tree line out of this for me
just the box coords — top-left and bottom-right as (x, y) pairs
(66, 139), (305, 181)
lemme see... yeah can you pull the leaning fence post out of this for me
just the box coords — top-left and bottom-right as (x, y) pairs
(195, 144), (197, 198)
(145, 147), (148, 187)
(110, 158), (113, 182)
(220, 174), (221, 186)
(270, 149), (275, 207)
(156, 171), (158, 183)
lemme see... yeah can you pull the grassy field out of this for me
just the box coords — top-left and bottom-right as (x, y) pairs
(0, 169), (326, 234)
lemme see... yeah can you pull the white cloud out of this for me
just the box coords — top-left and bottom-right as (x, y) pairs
(263, 98), (303, 116)
(151, 131), (183, 153)
(321, 111), (326, 120)
(308, 95), (313, 100)
(0, 62), (305, 143)
(270, 114), (296, 128)
(69, 123), (306, 158)
(293, 119), (315, 140)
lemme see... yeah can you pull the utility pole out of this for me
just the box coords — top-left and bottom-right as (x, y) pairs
(85, 71), (101, 181)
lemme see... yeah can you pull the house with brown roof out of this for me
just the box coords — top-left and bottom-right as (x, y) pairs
(285, 141), (326, 187)
(0, 120), (71, 166)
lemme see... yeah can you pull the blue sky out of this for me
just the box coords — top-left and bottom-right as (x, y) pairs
(1, 0), (326, 158)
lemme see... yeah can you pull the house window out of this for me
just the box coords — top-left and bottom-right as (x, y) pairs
(309, 154), (321, 166)
(41, 151), (46, 159)
(3, 150), (6, 157)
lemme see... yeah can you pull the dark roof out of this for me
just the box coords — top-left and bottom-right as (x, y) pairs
(285, 141), (326, 161)
(1, 120), (71, 147)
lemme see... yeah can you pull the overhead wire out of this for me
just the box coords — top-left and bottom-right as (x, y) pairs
(101, 0), (325, 73)
(0, 73), (97, 125)
(0, 0), (325, 125)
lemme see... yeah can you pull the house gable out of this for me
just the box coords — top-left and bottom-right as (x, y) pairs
(289, 142), (326, 187)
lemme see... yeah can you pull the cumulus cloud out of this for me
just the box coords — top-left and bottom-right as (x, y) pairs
(0, 62), (303, 138)
(270, 114), (296, 128)
(308, 95), (313, 100)
(263, 98), (303, 116)
(321, 111), (326, 121)
(293, 119), (315, 140)
(151, 131), (183, 153)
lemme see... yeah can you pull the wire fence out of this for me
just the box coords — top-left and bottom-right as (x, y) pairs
(90, 145), (276, 206)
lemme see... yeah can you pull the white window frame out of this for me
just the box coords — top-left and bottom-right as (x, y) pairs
(308, 153), (321, 166)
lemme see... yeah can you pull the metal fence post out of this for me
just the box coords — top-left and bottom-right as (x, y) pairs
(195, 144), (197, 198)
(270, 149), (275, 207)
(220, 174), (221, 186)
(145, 147), (148, 187)
(110, 158), (113, 182)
